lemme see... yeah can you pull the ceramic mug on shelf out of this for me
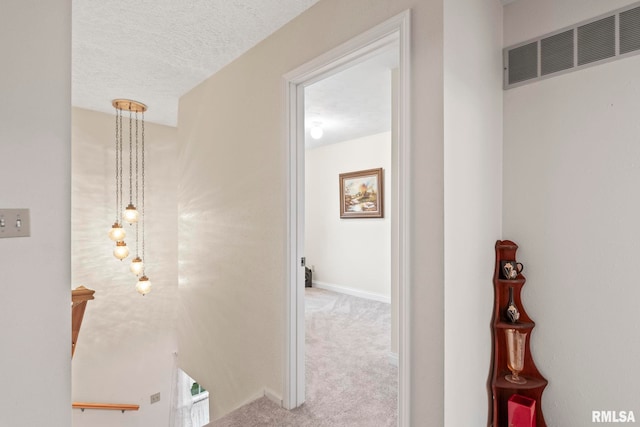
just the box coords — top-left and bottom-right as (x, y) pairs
(501, 260), (524, 280)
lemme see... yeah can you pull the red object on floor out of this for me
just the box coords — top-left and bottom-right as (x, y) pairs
(508, 394), (536, 427)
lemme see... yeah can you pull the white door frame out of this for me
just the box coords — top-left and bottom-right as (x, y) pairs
(283, 10), (411, 426)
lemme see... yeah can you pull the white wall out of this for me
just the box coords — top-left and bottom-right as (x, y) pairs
(178, 0), (445, 423)
(390, 68), (400, 357)
(504, 1), (640, 425)
(443, 0), (503, 425)
(71, 108), (179, 427)
(503, 0), (639, 48)
(305, 132), (391, 301)
(0, 1), (71, 425)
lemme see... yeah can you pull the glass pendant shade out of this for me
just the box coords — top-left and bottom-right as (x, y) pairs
(136, 275), (151, 295)
(108, 223), (126, 242)
(130, 257), (144, 275)
(123, 203), (139, 224)
(114, 241), (130, 260)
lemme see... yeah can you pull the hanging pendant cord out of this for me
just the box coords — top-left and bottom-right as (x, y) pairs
(118, 110), (124, 222)
(114, 108), (120, 223)
(128, 109), (133, 205)
(135, 112), (140, 256)
(141, 112), (146, 271)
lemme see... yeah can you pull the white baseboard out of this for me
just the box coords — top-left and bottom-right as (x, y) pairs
(388, 352), (398, 367)
(230, 388), (282, 415)
(230, 391), (265, 416)
(312, 280), (390, 304)
(264, 388), (283, 407)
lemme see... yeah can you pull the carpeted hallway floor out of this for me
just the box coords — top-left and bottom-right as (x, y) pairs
(209, 288), (397, 426)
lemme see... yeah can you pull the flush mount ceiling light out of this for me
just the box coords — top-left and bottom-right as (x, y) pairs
(110, 99), (151, 295)
(310, 122), (324, 140)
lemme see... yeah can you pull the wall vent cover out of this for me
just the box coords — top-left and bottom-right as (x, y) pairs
(504, 2), (640, 89)
(577, 16), (616, 66)
(620, 6), (640, 54)
(508, 42), (538, 84)
(541, 29), (574, 76)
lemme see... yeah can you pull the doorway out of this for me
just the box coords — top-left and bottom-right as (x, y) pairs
(302, 43), (398, 424)
(284, 10), (411, 426)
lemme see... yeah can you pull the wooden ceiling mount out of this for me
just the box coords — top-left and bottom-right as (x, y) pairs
(112, 99), (147, 113)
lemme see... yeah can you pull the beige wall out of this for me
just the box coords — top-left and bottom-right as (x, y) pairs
(504, 0), (640, 424)
(71, 108), (179, 426)
(305, 132), (392, 301)
(0, 0), (72, 425)
(177, 0), (445, 422)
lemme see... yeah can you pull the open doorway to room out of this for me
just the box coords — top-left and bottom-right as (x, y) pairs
(284, 10), (410, 426)
(301, 44), (399, 425)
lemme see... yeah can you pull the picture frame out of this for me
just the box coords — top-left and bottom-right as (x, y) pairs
(339, 168), (384, 218)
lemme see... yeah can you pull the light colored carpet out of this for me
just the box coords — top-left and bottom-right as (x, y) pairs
(209, 288), (397, 427)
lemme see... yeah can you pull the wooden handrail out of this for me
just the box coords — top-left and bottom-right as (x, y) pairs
(72, 402), (140, 413)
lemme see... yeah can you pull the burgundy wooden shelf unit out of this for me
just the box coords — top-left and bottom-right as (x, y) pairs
(488, 240), (548, 427)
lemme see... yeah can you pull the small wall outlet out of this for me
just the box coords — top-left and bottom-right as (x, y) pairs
(150, 392), (161, 404)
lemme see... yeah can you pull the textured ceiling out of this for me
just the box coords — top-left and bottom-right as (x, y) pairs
(73, 0), (321, 126)
(74, 1), (513, 134)
(304, 47), (398, 149)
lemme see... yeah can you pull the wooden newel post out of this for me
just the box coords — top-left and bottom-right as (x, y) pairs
(71, 286), (95, 358)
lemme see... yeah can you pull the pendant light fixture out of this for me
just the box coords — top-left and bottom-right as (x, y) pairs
(109, 105), (126, 243)
(110, 99), (151, 295)
(108, 223), (126, 242)
(114, 241), (130, 260)
(130, 256), (144, 275)
(136, 275), (151, 296)
(123, 101), (140, 225)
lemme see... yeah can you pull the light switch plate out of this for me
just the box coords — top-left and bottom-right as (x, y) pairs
(0, 209), (30, 238)
(150, 392), (161, 404)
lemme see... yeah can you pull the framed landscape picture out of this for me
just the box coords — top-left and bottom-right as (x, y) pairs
(339, 168), (384, 218)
